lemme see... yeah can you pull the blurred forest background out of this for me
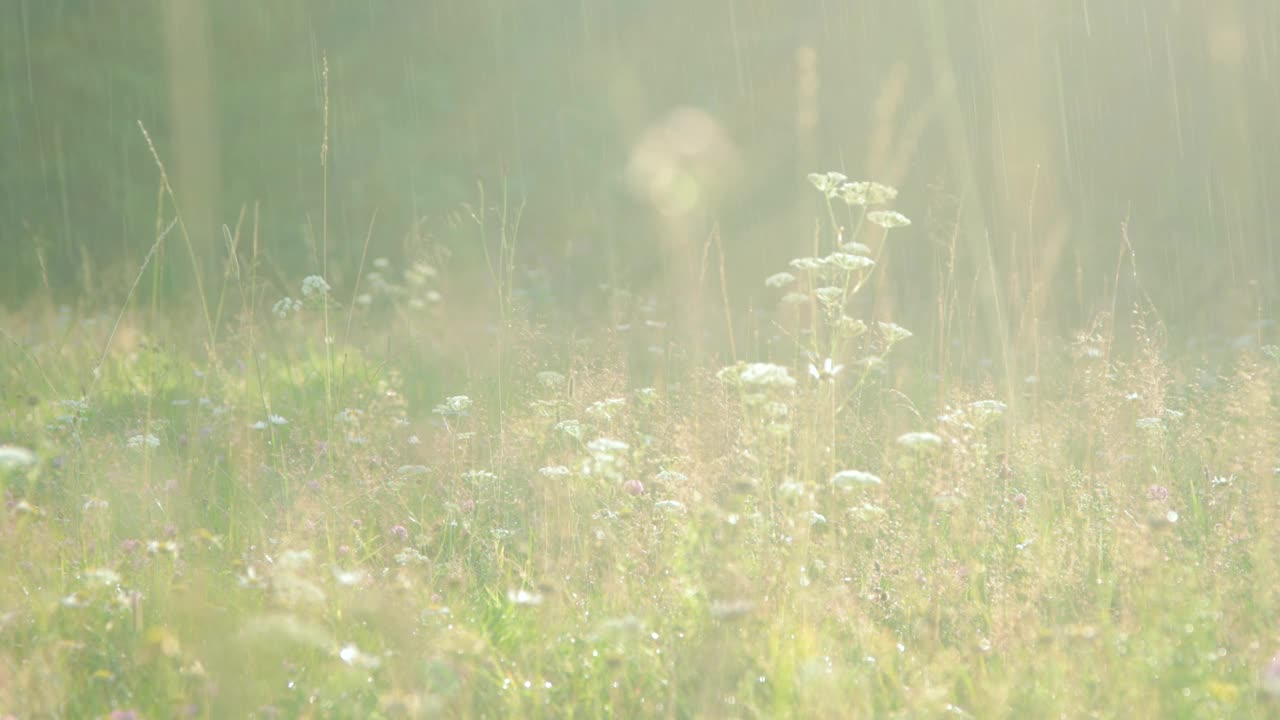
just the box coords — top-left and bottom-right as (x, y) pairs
(2, 0), (1276, 355)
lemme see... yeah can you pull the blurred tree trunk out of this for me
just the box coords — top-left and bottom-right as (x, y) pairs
(163, 0), (219, 298)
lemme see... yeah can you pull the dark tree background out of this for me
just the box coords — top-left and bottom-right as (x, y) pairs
(3, 1), (1276, 350)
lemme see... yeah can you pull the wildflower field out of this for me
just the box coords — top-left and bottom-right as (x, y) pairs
(2, 166), (1278, 719)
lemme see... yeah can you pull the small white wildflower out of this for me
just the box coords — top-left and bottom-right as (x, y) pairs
(126, 434), (161, 450)
(896, 431), (943, 450)
(863, 182), (899, 205)
(788, 256), (825, 271)
(840, 241), (872, 255)
(586, 397), (627, 420)
(587, 438), (629, 455)
(434, 395), (473, 416)
(555, 419), (582, 439)
(268, 414), (288, 426)
(394, 547), (428, 565)
(814, 286), (845, 308)
(654, 499), (686, 513)
(147, 540), (179, 557)
(338, 643), (381, 669)
(866, 210), (911, 229)
(780, 291), (809, 306)
(84, 568), (121, 587)
(508, 589), (543, 606)
(765, 271), (796, 289)
(332, 567), (366, 586)
(831, 469), (883, 488)
(271, 297), (301, 319)
(372, 257), (390, 270)
(823, 253), (875, 272)
(878, 321), (913, 344)
(778, 480), (805, 498)
(849, 502), (887, 519)
(1136, 417), (1164, 432)
(1211, 474), (1235, 488)
(540, 465), (571, 478)
(739, 363), (796, 389)
(968, 399), (1007, 417)
(301, 275), (331, 298)
(837, 316), (868, 337)
(807, 171), (848, 196)
(839, 181), (869, 206)
(808, 357), (844, 382)
(0, 445), (37, 470)
(250, 421), (268, 430)
(808, 510), (827, 526)
(277, 549), (314, 571)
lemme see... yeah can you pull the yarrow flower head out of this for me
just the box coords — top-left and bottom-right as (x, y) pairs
(507, 589), (543, 607)
(789, 256), (825, 272)
(433, 395), (474, 416)
(867, 210), (911, 229)
(861, 183), (899, 205)
(807, 171), (849, 198)
(0, 445), (37, 471)
(126, 434), (160, 450)
(823, 252), (875, 272)
(814, 286), (845, 309)
(968, 400), (1007, 420)
(765, 271), (797, 289)
(272, 297), (302, 319)
(878, 321), (913, 345)
(805, 173), (898, 206)
(840, 240), (872, 256)
(301, 275), (331, 299)
(831, 469), (883, 488)
(896, 431), (943, 451)
(738, 363), (797, 389)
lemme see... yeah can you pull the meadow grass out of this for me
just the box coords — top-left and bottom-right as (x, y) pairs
(1, 174), (1278, 719)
